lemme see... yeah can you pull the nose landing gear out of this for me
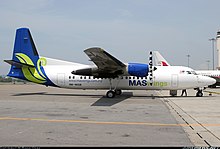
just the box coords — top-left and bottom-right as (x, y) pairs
(195, 88), (204, 97)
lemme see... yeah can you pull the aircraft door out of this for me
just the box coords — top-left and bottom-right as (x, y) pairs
(171, 74), (178, 87)
(57, 73), (65, 87)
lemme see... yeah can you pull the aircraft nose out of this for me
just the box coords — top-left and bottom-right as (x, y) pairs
(204, 76), (216, 86)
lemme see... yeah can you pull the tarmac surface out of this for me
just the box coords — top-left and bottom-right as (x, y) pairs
(0, 83), (220, 146)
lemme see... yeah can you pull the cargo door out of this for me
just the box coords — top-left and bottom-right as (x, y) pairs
(57, 73), (65, 87)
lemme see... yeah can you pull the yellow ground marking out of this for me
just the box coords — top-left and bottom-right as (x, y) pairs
(0, 117), (220, 127)
(204, 90), (220, 95)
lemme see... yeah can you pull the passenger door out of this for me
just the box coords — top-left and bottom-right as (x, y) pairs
(171, 74), (178, 88)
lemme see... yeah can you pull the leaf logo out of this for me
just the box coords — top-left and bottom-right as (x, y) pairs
(15, 53), (47, 84)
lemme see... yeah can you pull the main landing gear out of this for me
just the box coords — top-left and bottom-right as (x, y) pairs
(106, 78), (122, 98)
(106, 89), (122, 98)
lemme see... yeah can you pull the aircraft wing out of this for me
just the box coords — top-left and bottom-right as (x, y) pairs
(84, 47), (126, 76)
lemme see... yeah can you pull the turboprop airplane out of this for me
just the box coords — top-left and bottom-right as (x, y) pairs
(153, 51), (220, 88)
(4, 28), (216, 98)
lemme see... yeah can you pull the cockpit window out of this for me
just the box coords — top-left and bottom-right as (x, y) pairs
(186, 71), (192, 74)
(181, 70), (198, 75)
(191, 71), (197, 75)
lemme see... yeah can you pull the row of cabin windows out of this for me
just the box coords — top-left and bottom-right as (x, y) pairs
(69, 76), (148, 80)
(203, 74), (220, 77)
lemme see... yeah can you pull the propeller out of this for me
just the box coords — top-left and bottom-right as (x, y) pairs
(149, 51), (153, 86)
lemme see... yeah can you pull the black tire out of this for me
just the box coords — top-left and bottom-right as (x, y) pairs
(106, 90), (115, 98)
(115, 89), (122, 95)
(196, 91), (203, 97)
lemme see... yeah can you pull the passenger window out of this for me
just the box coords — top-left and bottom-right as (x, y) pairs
(72, 76), (75, 79)
(187, 71), (191, 74)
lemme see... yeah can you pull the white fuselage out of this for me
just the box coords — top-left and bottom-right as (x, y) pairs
(42, 57), (215, 90)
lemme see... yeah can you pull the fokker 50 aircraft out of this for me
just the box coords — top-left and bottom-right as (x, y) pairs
(153, 51), (220, 88)
(4, 28), (216, 98)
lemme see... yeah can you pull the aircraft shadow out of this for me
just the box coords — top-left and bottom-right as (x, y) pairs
(91, 92), (133, 106)
(12, 92), (48, 96)
(12, 92), (202, 98)
(12, 92), (101, 97)
(12, 91), (134, 106)
(12, 91), (202, 106)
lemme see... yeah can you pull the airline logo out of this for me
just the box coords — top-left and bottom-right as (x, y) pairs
(129, 79), (168, 87)
(15, 53), (48, 84)
(161, 61), (169, 66)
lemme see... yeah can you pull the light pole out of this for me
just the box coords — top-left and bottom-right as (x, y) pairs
(206, 60), (210, 70)
(209, 38), (216, 70)
(186, 54), (190, 67)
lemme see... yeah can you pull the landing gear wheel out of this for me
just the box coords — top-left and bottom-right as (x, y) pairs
(196, 90), (203, 97)
(115, 89), (122, 95)
(106, 90), (116, 98)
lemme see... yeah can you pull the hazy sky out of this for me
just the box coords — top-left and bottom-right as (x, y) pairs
(1, 0), (220, 75)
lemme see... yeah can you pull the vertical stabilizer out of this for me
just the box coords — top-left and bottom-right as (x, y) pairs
(6, 28), (41, 80)
(153, 51), (170, 66)
(4, 28), (55, 86)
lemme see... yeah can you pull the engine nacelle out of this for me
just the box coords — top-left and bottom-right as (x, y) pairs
(72, 68), (93, 76)
(71, 67), (123, 78)
(127, 63), (149, 77)
(72, 66), (99, 76)
(72, 63), (149, 78)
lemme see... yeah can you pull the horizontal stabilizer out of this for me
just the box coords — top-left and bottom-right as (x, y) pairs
(4, 60), (35, 68)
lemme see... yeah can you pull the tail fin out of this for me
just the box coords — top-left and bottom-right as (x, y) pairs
(4, 28), (49, 84)
(152, 51), (170, 66)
